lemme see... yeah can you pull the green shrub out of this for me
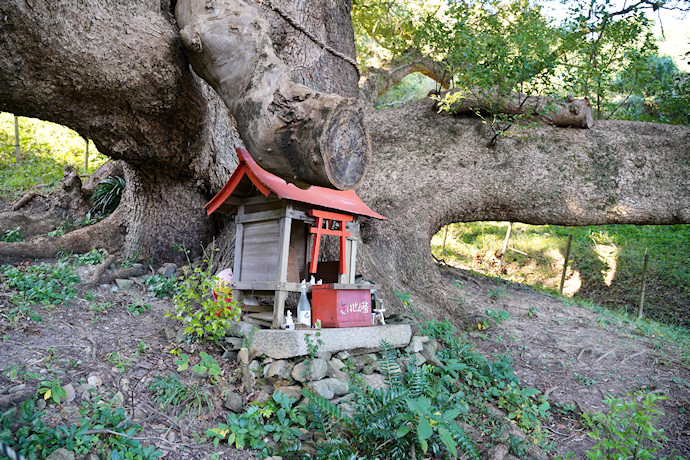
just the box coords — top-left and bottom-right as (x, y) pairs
(142, 274), (178, 299)
(0, 398), (162, 460)
(168, 252), (240, 344)
(0, 261), (80, 305)
(582, 392), (668, 460)
(90, 175), (125, 215)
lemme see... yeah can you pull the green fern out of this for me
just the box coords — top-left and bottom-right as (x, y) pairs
(314, 438), (362, 459)
(455, 427), (481, 460)
(304, 400), (335, 440)
(378, 339), (401, 387)
(404, 365), (425, 398)
(302, 387), (351, 444)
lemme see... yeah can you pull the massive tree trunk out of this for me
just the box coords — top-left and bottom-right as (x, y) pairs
(0, 0), (688, 322)
(0, 0), (239, 263)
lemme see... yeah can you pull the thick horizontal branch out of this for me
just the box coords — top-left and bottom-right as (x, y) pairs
(353, 98), (689, 314)
(436, 88), (594, 129)
(359, 51), (451, 104)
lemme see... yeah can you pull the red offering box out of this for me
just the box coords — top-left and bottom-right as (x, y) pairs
(311, 284), (373, 328)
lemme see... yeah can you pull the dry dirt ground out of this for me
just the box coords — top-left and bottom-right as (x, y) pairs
(0, 257), (688, 459)
(442, 266), (690, 459)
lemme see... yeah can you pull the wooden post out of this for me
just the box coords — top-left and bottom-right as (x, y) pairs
(442, 225), (449, 253)
(559, 234), (573, 295)
(84, 138), (89, 172)
(238, 347), (252, 394)
(273, 204), (292, 328)
(637, 248), (649, 319)
(499, 222), (513, 267)
(13, 115), (20, 163)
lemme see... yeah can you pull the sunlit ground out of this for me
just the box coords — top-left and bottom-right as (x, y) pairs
(0, 113), (108, 198)
(431, 222), (690, 327)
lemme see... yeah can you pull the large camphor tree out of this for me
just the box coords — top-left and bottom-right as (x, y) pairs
(0, 0), (688, 317)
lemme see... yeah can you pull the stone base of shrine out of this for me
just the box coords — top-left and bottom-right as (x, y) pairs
(250, 324), (412, 359)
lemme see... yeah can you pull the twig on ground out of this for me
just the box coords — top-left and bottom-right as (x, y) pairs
(544, 426), (570, 437)
(595, 349), (615, 363)
(619, 350), (645, 366)
(576, 348), (591, 362)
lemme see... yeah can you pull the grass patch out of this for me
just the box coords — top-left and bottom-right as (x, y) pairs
(0, 113), (107, 199)
(432, 222), (690, 327)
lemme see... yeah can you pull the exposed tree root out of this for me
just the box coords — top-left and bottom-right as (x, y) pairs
(11, 192), (37, 211)
(0, 211), (126, 264)
(0, 211), (60, 239)
(92, 254), (118, 284)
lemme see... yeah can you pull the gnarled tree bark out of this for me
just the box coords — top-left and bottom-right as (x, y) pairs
(175, 0), (371, 190)
(356, 98), (689, 317)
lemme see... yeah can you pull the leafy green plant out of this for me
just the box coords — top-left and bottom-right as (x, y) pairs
(207, 405), (269, 450)
(88, 302), (110, 315)
(582, 392), (668, 460)
(208, 391), (305, 455)
(106, 351), (134, 372)
(193, 352), (223, 382)
(147, 374), (210, 419)
(168, 250), (240, 344)
(304, 331), (323, 359)
(0, 261), (80, 305)
(485, 308), (511, 324)
(487, 288), (509, 300)
(46, 217), (90, 237)
(127, 302), (151, 316)
(242, 326), (258, 349)
(60, 248), (106, 265)
(2, 305), (43, 326)
(0, 395), (162, 460)
(1, 226), (24, 242)
(396, 396), (471, 458)
(142, 274), (177, 299)
(37, 379), (67, 404)
(90, 175), (125, 215)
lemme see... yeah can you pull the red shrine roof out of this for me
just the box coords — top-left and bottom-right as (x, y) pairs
(204, 148), (386, 220)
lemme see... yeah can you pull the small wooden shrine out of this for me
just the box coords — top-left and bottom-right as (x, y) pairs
(205, 148), (386, 329)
